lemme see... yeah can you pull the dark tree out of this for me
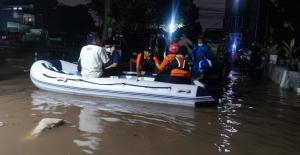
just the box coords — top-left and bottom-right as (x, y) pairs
(89, 0), (199, 40)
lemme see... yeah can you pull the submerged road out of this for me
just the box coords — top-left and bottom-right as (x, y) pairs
(0, 52), (299, 155)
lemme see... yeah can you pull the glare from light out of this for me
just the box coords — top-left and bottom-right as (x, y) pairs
(232, 42), (236, 53)
(13, 7), (17, 10)
(168, 19), (176, 33)
(18, 7), (22, 10)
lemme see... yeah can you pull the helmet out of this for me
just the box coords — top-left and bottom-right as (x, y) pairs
(169, 43), (179, 54)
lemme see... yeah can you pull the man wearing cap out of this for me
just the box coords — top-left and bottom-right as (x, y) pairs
(191, 35), (212, 78)
(78, 33), (110, 78)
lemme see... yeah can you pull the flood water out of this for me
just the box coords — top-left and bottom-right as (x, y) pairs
(0, 54), (300, 155)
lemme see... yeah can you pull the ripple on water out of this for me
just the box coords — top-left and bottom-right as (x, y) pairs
(30, 90), (197, 152)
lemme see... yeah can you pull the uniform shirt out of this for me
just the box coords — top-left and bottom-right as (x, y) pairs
(107, 50), (120, 66)
(79, 45), (109, 78)
(136, 52), (159, 67)
(159, 54), (176, 73)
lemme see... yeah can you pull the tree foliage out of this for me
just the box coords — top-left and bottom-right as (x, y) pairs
(89, 0), (199, 33)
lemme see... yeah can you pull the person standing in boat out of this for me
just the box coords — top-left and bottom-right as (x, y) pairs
(191, 35), (213, 78)
(102, 40), (121, 77)
(155, 43), (191, 84)
(78, 33), (110, 78)
(136, 47), (160, 77)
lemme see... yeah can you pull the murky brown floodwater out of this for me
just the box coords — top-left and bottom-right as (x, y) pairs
(0, 56), (300, 155)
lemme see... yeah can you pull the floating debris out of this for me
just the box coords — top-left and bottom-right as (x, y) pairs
(29, 118), (65, 138)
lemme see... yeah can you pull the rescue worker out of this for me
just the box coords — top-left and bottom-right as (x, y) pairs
(136, 47), (160, 77)
(191, 35), (212, 78)
(155, 43), (191, 84)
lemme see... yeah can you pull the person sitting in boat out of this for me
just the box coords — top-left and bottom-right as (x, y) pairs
(102, 40), (121, 77)
(78, 33), (110, 78)
(155, 43), (191, 84)
(136, 47), (160, 77)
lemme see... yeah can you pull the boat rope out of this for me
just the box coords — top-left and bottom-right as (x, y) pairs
(42, 74), (172, 89)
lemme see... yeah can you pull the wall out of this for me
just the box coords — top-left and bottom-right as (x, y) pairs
(193, 0), (226, 31)
(268, 64), (300, 92)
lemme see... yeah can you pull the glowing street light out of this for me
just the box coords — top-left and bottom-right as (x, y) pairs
(167, 0), (179, 42)
(168, 19), (176, 33)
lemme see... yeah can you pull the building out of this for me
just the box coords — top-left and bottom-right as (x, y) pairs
(193, 0), (262, 46)
(193, 0), (226, 31)
(0, 3), (46, 44)
(0, 4), (35, 33)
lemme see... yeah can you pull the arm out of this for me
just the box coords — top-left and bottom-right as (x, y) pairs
(191, 46), (197, 61)
(206, 45), (213, 59)
(100, 48), (110, 64)
(153, 56), (160, 69)
(105, 50), (119, 69)
(186, 38), (193, 46)
(105, 63), (118, 69)
(135, 53), (142, 77)
(159, 55), (173, 73)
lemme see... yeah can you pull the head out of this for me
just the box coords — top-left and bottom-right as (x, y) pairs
(168, 43), (180, 54)
(197, 35), (205, 44)
(143, 46), (153, 57)
(103, 40), (114, 54)
(87, 32), (100, 45)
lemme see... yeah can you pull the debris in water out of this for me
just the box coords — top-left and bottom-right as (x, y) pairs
(28, 118), (65, 138)
(0, 122), (4, 127)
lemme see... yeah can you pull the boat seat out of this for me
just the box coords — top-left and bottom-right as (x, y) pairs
(42, 63), (73, 75)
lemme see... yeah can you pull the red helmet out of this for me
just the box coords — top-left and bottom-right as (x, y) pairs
(169, 43), (179, 54)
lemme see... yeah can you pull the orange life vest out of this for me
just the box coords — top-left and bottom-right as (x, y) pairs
(169, 56), (191, 78)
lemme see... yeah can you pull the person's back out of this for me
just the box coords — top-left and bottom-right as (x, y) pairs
(80, 44), (109, 78)
(156, 43), (191, 84)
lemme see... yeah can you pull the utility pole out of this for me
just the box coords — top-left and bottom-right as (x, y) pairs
(101, 0), (111, 42)
(254, 0), (260, 42)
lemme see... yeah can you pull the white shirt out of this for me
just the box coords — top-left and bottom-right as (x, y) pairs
(79, 45), (109, 78)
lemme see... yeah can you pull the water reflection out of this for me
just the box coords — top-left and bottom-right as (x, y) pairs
(73, 107), (103, 154)
(30, 90), (196, 153)
(214, 72), (242, 153)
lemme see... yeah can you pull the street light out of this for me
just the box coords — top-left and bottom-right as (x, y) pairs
(167, 0), (179, 43)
